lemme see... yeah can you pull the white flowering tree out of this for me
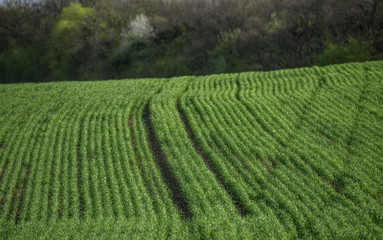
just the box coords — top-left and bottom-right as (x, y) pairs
(120, 14), (154, 48)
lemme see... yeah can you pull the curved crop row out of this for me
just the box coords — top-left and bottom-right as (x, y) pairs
(0, 61), (382, 239)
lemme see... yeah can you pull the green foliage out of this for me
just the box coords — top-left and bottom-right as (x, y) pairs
(208, 29), (245, 73)
(1, 0), (383, 83)
(315, 38), (374, 66)
(0, 62), (383, 238)
(55, 3), (95, 32)
(110, 24), (192, 78)
(47, 3), (109, 81)
(0, 48), (44, 83)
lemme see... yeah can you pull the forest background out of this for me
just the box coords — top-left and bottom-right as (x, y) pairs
(1, 0), (382, 83)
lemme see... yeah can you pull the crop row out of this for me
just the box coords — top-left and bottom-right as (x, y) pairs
(0, 61), (382, 238)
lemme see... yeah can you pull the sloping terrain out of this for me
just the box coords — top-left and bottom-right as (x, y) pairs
(0, 61), (383, 239)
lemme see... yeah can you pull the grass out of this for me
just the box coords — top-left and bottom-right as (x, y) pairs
(0, 61), (383, 239)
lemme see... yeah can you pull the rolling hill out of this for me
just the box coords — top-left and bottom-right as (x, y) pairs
(0, 61), (383, 239)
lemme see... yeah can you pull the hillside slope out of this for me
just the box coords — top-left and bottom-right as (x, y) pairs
(0, 61), (383, 239)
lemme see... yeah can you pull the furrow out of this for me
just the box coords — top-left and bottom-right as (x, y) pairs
(182, 97), (261, 215)
(176, 100), (247, 216)
(142, 104), (192, 219)
(133, 103), (179, 218)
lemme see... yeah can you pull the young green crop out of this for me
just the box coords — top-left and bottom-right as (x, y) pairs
(0, 61), (382, 239)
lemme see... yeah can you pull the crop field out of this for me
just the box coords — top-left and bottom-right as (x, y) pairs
(0, 61), (383, 239)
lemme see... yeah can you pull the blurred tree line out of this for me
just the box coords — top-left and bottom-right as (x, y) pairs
(0, 0), (382, 83)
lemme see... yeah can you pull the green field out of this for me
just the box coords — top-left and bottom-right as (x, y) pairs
(1, 61), (383, 239)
